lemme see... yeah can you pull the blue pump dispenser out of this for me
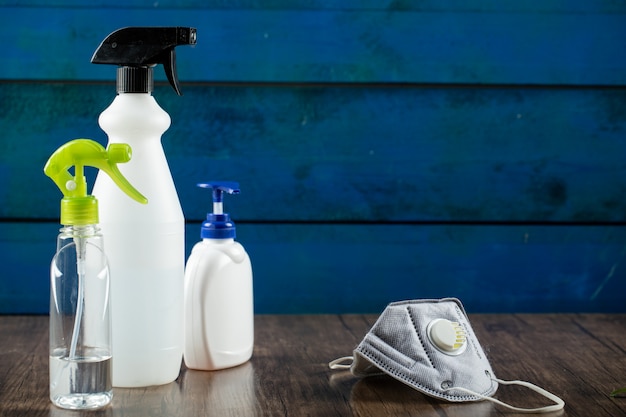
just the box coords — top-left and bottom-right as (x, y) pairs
(198, 181), (240, 239)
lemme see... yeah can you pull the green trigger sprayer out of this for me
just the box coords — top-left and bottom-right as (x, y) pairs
(44, 139), (147, 223)
(44, 139), (146, 410)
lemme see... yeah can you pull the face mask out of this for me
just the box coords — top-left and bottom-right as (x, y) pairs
(329, 298), (564, 413)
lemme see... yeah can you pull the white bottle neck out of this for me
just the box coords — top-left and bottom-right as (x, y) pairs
(203, 238), (235, 244)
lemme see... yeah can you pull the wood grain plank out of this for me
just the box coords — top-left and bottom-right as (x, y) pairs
(470, 314), (626, 417)
(0, 316), (49, 416)
(2, 83), (625, 223)
(0, 314), (625, 416)
(1, 222), (624, 314)
(2, 6), (625, 84)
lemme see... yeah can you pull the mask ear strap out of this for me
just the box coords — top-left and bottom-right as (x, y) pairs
(329, 356), (354, 370)
(445, 378), (565, 413)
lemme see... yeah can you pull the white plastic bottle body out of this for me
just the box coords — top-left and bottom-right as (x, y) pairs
(92, 93), (184, 387)
(183, 238), (254, 370)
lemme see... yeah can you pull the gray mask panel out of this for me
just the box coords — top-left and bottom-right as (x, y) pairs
(351, 298), (495, 401)
(330, 298), (564, 413)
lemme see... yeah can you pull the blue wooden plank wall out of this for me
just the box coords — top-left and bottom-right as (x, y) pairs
(0, 1), (625, 314)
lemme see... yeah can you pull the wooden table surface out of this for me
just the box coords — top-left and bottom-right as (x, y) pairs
(0, 314), (624, 417)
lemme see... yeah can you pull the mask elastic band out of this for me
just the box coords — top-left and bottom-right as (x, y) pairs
(445, 378), (565, 413)
(329, 356), (354, 370)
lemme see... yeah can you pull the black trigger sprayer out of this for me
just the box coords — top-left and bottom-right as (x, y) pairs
(91, 26), (197, 95)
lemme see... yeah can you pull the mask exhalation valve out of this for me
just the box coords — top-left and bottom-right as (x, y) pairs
(427, 318), (467, 355)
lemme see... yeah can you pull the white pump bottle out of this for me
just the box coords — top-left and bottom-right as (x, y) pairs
(90, 27), (197, 387)
(184, 182), (254, 370)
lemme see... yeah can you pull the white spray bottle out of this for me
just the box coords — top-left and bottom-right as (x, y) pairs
(90, 27), (196, 387)
(184, 182), (254, 370)
(44, 139), (147, 409)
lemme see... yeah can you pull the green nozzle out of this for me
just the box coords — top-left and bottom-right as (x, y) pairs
(44, 139), (147, 225)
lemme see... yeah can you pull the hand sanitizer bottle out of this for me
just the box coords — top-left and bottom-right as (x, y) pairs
(90, 27), (196, 387)
(44, 139), (147, 409)
(184, 181), (254, 370)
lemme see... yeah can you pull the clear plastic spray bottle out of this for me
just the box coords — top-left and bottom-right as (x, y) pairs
(44, 139), (147, 409)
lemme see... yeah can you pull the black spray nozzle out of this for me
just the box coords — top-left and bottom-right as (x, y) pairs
(91, 27), (197, 95)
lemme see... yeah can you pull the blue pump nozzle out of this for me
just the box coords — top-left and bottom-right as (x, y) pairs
(198, 181), (240, 239)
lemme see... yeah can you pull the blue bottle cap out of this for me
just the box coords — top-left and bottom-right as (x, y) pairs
(197, 181), (240, 239)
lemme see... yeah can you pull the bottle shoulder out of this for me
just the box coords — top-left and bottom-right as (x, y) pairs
(189, 239), (249, 264)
